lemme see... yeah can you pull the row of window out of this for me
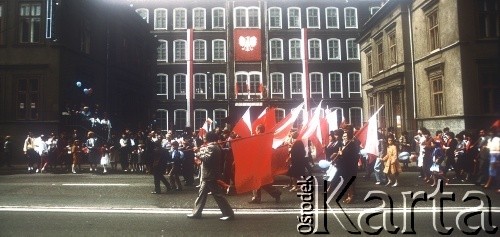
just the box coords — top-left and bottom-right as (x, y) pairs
(156, 71), (361, 99)
(156, 107), (363, 132)
(138, 6), (379, 30)
(157, 38), (359, 62)
(0, 3), (43, 44)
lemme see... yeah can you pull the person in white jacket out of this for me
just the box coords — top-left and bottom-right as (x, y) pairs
(34, 135), (49, 173)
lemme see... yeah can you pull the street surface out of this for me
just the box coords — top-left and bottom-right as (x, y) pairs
(0, 166), (498, 236)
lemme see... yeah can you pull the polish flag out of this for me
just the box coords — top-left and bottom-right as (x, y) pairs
(197, 118), (212, 139)
(355, 106), (384, 156)
(298, 101), (325, 160)
(252, 107), (276, 134)
(232, 107), (252, 138)
(325, 109), (338, 132)
(272, 102), (304, 148)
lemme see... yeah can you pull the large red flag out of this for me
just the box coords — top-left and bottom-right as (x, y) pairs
(272, 145), (290, 176)
(232, 107), (252, 138)
(234, 29), (262, 62)
(232, 133), (274, 194)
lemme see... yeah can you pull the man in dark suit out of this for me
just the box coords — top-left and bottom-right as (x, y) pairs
(187, 132), (234, 221)
(151, 140), (172, 194)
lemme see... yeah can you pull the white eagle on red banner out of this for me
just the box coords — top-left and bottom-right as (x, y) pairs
(239, 36), (258, 52)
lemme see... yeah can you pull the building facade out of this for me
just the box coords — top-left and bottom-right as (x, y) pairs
(130, 0), (383, 132)
(360, 0), (499, 133)
(0, 0), (156, 142)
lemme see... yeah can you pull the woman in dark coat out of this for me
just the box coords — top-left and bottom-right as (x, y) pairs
(288, 132), (307, 192)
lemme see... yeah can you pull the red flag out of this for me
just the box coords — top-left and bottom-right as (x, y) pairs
(272, 145), (290, 176)
(272, 102), (304, 148)
(232, 133), (274, 194)
(355, 106), (383, 156)
(233, 107), (252, 138)
(234, 29), (262, 62)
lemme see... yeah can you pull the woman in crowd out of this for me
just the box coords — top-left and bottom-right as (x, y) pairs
(288, 131), (307, 192)
(71, 140), (83, 174)
(381, 135), (402, 187)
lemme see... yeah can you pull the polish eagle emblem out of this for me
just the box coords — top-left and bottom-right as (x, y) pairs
(239, 36), (258, 52)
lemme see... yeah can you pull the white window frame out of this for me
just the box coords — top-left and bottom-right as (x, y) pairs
(309, 72), (323, 96)
(290, 72), (303, 97)
(370, 7), (381, 15)
(270, 72), (285, 98)
(157, 40), (168, 62)
(327, 38), (341, 60)
(275, 108), (286, 123)
(287, 7), (301, 29)
(234, 7), (260, 28)
(194, 109), (208, 130)
(349, 107), (363, 128)
(213, 109), (228, 128)
(268, 7), (282, 29)
(346, 38), (359, 60)
(173, 8), (187, 30)
(269, 38), (283, 60)
(193, 39), (207, 61)
(173, 39), (187, 62)
(212, 7), (226, 29)
(325, 7), (339, 29)
(174, 73), (186, 99)
(212, 73), (227, 99)
(194, 73), (207, 99)
(154, 8), (167, 30)
(308, 38), (322, 60)
(157, 73), (168, 99)
(289, 38), (301, 60)
(212, 39), (226, 61)
(329, 72), (343, 98)
(348, 72), (361, 98)
(156, 109), (168, 132)
(306, 7), (320, 29)
(235, 71), (262, 99)
(174, 109), (187, 131)
(193, 8), (206, 30)
(135, 8), (149, 23)
(344, 7), (358, 29)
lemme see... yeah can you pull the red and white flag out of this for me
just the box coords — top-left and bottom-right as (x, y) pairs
(252, 107), (276, 134)
(197, 118), (212, 139)
(232, 107), (252, 138)
(298, 101), (326, 161)
(355, 106), (384, 156)
(272, 102), (304, 148)
(234, 29), (261, 62)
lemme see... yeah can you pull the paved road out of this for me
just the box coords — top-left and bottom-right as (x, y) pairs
(0, 167), (498, 236)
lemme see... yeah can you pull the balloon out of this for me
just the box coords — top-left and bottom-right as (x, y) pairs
(318, 159), (331, 169)
(83, 88), (89, 94)
(88, 88), (93, 94)
(76, 81), (82, 87)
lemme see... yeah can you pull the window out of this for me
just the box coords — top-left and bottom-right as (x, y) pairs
(290, 73), (302, 96)
(309, 39), (321, 60)
(310, 73), (323, 96)
(327, 38), (341, 60)
(213, 73), (226, 98)
(174, 40), (187, 62)
(477, 0), (500, 38)
(370, 7), (381, 15)
(269, 39), (283, 60)
(157, 74), (168, 98)
(427, 9), (440, 51)
(17, 77), (39, 120)
(212, 39), (226, 61)
(249, 73), (262, 96)
(193, 8), (206, 30)
(344, 7), (358, 29)
(193, 39), (206, 61)
(366, 51), (373, 78)
(270, 73), (284, 98)
(0, 4), (4, 44)
(275, 108), (285, 123)
(388, 32), (397, 65)
(234, 7), (260, 28)
(429, 71), (444, 116)
(174, 110), (187, 131)
(213, 109), (228, 128)
(329, 72), (342, 97)
(376, 39), (384, 71)
(369, 94), (376, 115)
(235, 71), (262, 99)
(478, 66), (499, 113)
(325, 7), (339, 29)
(194, 109), (208, 130)
(157, 40), (167, 62)
(19, 3), (42, 43)
(156, 109), (168, 132)
(288, 7), (301, 28)
(80, 18), (91, 54)
(174, 8), (187, 30)
(349, 107), (363, 128)
(329, 107), (344, 127)
(289, 38), (301, 60)
(269, 7), (282, 29)
(194, 74), (207, 98)
(174, 74), (186, 99)
(212, 8), (225, 29)
(307, 7), (320, 29)
(235, 73), (248, 96)
(154, 8), (167, 30)
(346, 38), (359, 60)
(135, 8), (149, 23)
(348, 72), (361, 97)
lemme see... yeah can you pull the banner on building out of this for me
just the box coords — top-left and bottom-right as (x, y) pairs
(234, 29), (262, 62)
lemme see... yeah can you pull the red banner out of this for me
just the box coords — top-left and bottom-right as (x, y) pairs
(234, 29), (262, 62)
